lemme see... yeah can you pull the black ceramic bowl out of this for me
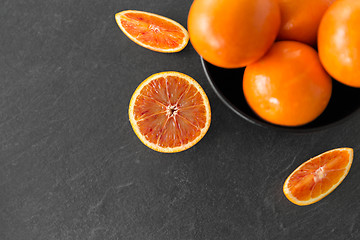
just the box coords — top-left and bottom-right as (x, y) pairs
(201, 57), (360, 132)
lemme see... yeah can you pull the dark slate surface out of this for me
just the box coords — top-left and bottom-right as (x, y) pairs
(1, 0), (360, 239)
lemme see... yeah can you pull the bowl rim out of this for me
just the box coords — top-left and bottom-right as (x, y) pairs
(201, 57), (359, 133)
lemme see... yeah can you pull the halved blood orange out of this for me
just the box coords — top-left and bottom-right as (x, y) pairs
(283, 148), (353, 206)
(115, 10), (189, 53)
(129, 72), (211, 153)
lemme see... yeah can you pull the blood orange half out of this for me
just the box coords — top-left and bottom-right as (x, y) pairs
(129, 72), (211, 153)
(115, 10), (189, 53)
(283, 148), (353, 206)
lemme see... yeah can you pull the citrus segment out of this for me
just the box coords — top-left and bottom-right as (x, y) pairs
(283, 148), (353, 206)
(115, 10), (189, 53)
(129, 72), (211, 153)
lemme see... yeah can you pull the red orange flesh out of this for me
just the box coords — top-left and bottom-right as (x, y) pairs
(129, 72), (211, 153)
(115, 10), (189, 53)
(283, 148), (353, 206)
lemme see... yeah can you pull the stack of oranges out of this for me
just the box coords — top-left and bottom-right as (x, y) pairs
(188, 0), (360, 127)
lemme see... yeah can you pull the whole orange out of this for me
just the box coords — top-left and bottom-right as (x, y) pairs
(243, 41), (332, 127)
(187, 0), (280, 69)
(318, 0), (360, 88)
(277, 0), (336, 46)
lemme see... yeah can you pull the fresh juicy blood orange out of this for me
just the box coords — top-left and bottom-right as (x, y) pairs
(129, 72), (211, 153)
(243, 41), (332, 127)
(277, 0), (336, 46)
(283, 148), (353, 206)
(187, 0), (280, 68)
(318, 0), (360, 88)
(115, 10), (189, 53)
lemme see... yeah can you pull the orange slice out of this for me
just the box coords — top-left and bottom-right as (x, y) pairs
(283, 148), (353, 206)
(115, 10), (189, 53)
(129, 72), (211, 153)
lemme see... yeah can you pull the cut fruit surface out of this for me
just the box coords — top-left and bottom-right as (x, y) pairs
(129, 72), (211, 153)
(115, 10), (189, 53)
(283, 148), (353, 206)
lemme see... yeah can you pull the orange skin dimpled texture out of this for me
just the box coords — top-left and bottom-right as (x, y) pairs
(188, 0), (280, 69)
(318, 0), (360, 88)
(277, 0), (336, 46)
(243, 41), (332, 127)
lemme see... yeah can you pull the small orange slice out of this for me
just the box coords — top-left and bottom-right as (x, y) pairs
(129, 72), (211, 153)
(283, 148), (353, 206)
(115, 10), (189, 53)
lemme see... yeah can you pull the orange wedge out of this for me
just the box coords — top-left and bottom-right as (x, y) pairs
(283, 148), (353, 206)
(129, 72), (211, 153)
(115, 10), (189, 53)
